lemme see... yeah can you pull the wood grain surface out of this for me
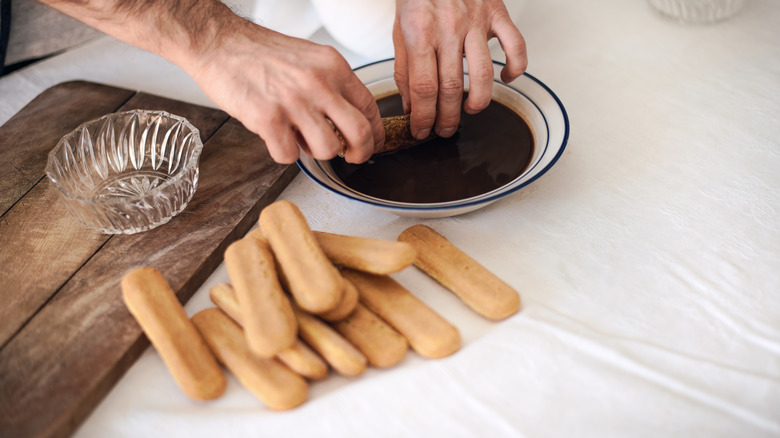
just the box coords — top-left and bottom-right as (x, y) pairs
(0, 81), (298, 438)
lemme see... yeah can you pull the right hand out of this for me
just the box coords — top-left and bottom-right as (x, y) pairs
(184, 19), (385, 164)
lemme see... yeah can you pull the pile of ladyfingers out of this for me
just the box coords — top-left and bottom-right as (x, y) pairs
(121, 200), (521, 410)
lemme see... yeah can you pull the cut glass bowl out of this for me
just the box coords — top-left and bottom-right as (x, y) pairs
(45, 110), (203, 234)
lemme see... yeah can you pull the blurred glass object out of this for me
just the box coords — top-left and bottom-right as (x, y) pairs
(648, 0), (745, 23)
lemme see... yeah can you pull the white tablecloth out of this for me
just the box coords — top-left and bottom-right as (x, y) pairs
(2, 1), (778, 436)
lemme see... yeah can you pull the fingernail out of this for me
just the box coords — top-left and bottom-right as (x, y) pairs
(416, 128), (431, 140)
(438, 127), (456, 138)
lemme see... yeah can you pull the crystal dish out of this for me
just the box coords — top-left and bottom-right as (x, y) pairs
(45, 110), (203, 234)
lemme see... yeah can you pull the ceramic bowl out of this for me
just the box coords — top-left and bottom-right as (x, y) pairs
(298, 58), (569, 218)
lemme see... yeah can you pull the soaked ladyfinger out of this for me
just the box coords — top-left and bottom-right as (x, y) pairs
(224, 237), (297, 358)
(192, 308), (309, 410)
(121, 267), (226, 401)
(342, 269), (460, 359)
(259, 201), (344, 314)
(332, 302), (409, 368)
(293, 306), (367, 377)
(314, 231), (416, 274)
(398, 224), (521, 320)
(209, 282), (328, 380)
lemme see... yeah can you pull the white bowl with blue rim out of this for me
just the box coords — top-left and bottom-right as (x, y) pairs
(298, 58), (569, 218)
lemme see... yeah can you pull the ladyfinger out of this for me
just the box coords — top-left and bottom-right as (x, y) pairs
(276, 340), (330, 381)
(314, 231), (416, 274)
(192, 308), (309, 410)
(209, 282), (329, 380)
(121, 267), (226, 401)
(209, 282), (243, 323)
(342, 269), (461, 359)
(332, 303), (409, 368)
(247, 224), (356, 321)
(398, 224), (521, 320)
(224, 237), (297, 358)
(259, 200), (344, 314)
(316, 276), (359, 322)
(293, 306), (367, 377)
(244, 226), (266, 244)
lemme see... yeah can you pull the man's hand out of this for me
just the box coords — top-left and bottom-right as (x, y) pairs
(186, 20), (385, 164)
(40, 0), (385, 164)
(393, 0), (528, 139)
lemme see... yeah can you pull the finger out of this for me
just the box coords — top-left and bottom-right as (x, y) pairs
(293, 128), (312, 158)
(463, 30), (494, 115)
(292, 111), (343, 161)
(327, 107), (377, 164)
(434, 41), (465, 138)
(491, 14), (527, 83)
(248, 109), (300, 164)
(392, 21), (412, 115)
(264, 125), (301, 165)
(339, 75), (385, 159)
(406, 45), (438, 140)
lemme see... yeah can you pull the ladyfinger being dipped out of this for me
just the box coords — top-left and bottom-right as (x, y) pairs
(342, 269), (461, 359)
(192, 308), (309, 410)
(398, 224), (521, 320)
(224, 237), (297, 358)
(332, 302), (409, 368)
(209, 282), (329, 380)
(314, 231), (416, 274)
(121, 267), (226, 401)
(293, 306), (367, 377)
(259, 200), (344, 314)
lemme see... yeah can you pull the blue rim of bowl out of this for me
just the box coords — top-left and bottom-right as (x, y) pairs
(297, 58), (570, 213)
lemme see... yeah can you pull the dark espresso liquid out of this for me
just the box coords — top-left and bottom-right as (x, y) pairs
(329, 94), (533, 203)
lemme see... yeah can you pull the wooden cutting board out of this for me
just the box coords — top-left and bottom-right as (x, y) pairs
(0, 81), (299, 438)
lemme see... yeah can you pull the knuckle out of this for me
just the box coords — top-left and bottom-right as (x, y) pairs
(268, 143), (299, 164)
(411, 80), (438, 100)
(439, 77), (463, 99)
(394, 69), (408, 86)
(355, 122), (373, 147)
(467, 95), (491, 112)
(403, 15), (433, 39)
(315, 45), (342, 65)
(310, 136), (341, 161)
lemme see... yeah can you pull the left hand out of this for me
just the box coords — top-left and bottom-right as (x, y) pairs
(393, 0), (528, 139)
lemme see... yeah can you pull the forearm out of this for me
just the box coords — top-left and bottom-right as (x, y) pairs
(37, 0), (239, 71)
(37, 0), (385, 164)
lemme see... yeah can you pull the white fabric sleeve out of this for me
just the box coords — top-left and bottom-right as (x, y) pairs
(308, 0), (526, 61)
(309, 0), (395, 60)
(226, 0), (323, 39)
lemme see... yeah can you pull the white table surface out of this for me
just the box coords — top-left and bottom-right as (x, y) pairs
(2, 1), (779, 437)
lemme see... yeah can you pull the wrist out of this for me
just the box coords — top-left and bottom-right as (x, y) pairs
(40, 0), (243, 75)
(143, 1), (242, 74)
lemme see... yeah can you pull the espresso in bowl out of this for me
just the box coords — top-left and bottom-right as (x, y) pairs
(298, 58), (569, 218)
